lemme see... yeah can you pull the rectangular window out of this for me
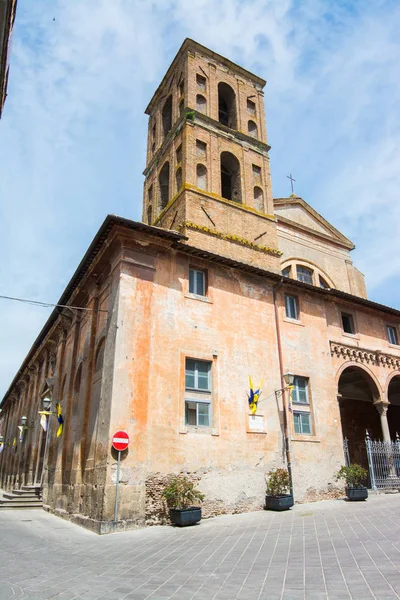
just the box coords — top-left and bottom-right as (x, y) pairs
(185, 401), (210, 426)
(148, 185), (153, 203)
(387, 325), (399, 345)
(247, 99), (256, 115)
(196, 73), (206, 91)
(196, 139), (207, 158)
(189, 267), (206, 296)
(285, 295), (298, 320)
(185, 359), (212, 427)
(292, 376), (309, 404)
(176, 144), (182, 164)
(342, 312), (355, 334)
(185, 359), (210, 390)
(178, 79), (184, 96)
(293, 412), (311, 435)
(296, 266), (313, 285)
(252, 164), (262, 182)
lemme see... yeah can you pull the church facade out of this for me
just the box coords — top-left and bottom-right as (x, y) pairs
(1, 39), (399, 533)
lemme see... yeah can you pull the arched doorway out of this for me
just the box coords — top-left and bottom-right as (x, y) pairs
(338, 366), (382, 470)
(388, 375), (400, 439)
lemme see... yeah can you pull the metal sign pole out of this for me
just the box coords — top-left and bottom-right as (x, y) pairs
(114, 450), (121, 524)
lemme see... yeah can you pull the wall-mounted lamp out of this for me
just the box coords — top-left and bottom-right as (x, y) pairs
(42, 396), (52, 411)
(20, 415), (28, 428)
(275, 371), (295, 498)
(283, 372), (295, 387)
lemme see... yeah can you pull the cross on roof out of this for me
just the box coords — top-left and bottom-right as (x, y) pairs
(287, 173), (296, 195)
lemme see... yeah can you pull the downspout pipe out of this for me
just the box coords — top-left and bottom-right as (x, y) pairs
(272, 278), (294, 499)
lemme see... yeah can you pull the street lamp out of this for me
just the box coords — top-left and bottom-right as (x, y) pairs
(275, 371), (295, 499)
(42, 396), (52, 411)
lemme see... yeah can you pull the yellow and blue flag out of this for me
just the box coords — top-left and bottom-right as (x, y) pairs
(248, 376), (264, 414)
(56, 403), (64, 437)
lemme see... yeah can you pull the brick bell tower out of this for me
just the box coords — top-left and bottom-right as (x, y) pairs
(142, 39), (281, 271)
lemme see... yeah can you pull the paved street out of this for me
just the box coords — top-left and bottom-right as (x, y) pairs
(1, 494), (400, 600)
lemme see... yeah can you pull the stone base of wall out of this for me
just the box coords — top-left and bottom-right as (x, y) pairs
(43, 504), (145, 534)
(145, 467), (267, 526)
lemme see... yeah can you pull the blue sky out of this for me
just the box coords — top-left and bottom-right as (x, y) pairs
(0, 0), (400, 396)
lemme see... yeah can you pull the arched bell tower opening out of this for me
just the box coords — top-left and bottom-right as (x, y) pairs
(218, 82), (237, 129)
(220, 151), (241, 203)
(338, 366), (382, 470)
(388, 376), (400, 439)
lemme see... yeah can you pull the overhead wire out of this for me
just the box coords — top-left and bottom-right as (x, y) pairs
(0, 294), (109, 313)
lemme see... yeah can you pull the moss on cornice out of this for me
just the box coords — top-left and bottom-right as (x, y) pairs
(180, 222), (282, 257)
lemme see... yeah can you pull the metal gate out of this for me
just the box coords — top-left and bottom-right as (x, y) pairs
(343, 432), (400, 490)
(365, 431), (400, 490)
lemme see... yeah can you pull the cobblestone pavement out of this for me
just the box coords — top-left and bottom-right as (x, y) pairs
(1, 494), (400, 600)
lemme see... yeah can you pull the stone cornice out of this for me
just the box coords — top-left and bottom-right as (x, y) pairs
(330, 341), (400, 369)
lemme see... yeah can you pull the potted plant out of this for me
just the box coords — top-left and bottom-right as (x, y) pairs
(265, 468), (294, 511)
(336, 464), (368, 501)
(162, 475), (205, 526)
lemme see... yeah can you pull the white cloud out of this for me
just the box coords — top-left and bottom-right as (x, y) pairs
(0, 0), (399, 395)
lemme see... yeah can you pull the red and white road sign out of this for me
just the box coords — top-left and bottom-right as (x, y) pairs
(112, 430), (130, 452)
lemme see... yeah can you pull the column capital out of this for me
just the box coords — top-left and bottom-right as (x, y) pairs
(374, 401), (389, 417)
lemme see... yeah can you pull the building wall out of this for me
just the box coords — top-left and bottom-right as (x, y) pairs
(277, 224), (367, 298)
(1, 227), (400, 532)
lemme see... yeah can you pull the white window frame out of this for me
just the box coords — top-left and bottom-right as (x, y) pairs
(387, 325), (399, 345)
(185, 359), (211, 391)
(185, 399), (211, 427)
(185, 359), (212, 427)
(189, 267), (206, 296)
(293, 411), (312, 435)
(296, 265), (314, 285)
(285, 294), (298, 320)
(292, 376), (309, 405)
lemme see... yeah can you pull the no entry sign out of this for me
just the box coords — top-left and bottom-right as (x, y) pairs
(112, 430), (130, 452)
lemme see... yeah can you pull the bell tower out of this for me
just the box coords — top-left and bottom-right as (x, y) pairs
(142, 39), (281, 271)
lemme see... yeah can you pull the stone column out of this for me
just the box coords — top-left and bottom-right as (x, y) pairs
(374, 402), (391, 442)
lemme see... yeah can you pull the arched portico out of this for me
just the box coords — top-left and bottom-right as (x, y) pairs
(337, 364), (384, 468)
(387, 374), (400, 439)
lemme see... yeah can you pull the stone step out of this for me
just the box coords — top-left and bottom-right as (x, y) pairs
(0, 501), (43, 509)
(12, 489), (41, 497)
(21, 485), (42, 491)
(4, 492), (40, 501)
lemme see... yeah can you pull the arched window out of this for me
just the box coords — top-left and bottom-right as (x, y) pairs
(95, 339), (105, 373)
(196, 164), (207, 190)
(248, 120), (258, 139)
(218, 82), (237, 129)
(162, 95), (172, 138)
(319, 276), (330, 289)
(159, 162), (170, 210)
(176, 167), (182, 192)
(253, 186), (264, 212)
(196, 94), (207, 114)
(220, 152), (241, 202)
(147, 205), (152, 225)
